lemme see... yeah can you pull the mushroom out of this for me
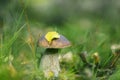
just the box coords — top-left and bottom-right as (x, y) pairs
(38, 31), (71, 78)
(110, 44), (120, 68)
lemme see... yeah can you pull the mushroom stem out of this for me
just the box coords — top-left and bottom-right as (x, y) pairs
(110, 53), (120, 68)
(110, 49), (120, 68)
(39, 48), (60, 78)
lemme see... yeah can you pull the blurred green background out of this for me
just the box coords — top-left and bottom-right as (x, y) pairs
(0, 0), (120, 80)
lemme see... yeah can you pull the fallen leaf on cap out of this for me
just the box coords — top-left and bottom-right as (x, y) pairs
(45, 31), (60, 44)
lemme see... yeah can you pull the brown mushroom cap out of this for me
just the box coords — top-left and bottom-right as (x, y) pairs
(38, 34), (71, 48)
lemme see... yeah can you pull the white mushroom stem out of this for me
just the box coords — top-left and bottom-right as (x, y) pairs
(39, 49), (60, 78)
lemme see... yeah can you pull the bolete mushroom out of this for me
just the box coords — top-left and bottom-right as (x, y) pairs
(38, 31), (71, 78)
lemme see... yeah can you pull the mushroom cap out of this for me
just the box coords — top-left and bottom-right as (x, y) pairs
(38, 34), (71, 48)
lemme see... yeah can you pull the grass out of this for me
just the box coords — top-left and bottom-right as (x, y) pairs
(0, 9), (120, 80)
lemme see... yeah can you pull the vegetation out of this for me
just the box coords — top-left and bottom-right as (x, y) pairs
(0, 0), (120, 80)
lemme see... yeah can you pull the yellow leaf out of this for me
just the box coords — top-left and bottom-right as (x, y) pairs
(45, 31), (60, 44)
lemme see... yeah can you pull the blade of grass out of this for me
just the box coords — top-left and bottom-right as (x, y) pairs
(3, 24), (26, 54)
(89, 38), (106, 54)
(0, 35), (3, 62)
